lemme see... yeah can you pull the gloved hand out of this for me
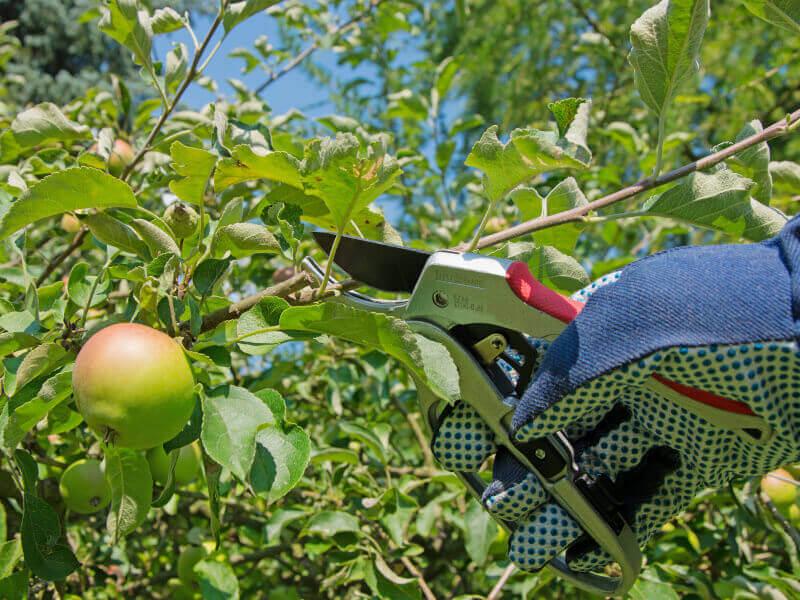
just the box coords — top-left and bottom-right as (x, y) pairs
(432, 216), (800, 573)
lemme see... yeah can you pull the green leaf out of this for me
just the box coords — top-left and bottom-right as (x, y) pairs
(0, 332), (39, 357)
(195, 559), (240, 600)
(548, 97), (588, 137)
(507, 242), (590, 293)
(741, 0), (800, 34)
(131, 218), (180, 256)
(20, 494), (79, 580)
(644, 167), (787, 240)
(201, 385), (275, 481)
(214, 145), (302, 191)
(223, 0), (282, 33)
(212, 223), (281, 258)
(339, 421), (390, 464)
(280, 303), (459, 404)
(0, 538), (22, 579)
(731, 120), (772, 204)
(303, 511), (359, 537)
(301, 134), (402, 231)
(9, 344), (69, 396)
(466, 122), (590, 203)
(364, 556), (421, 600)
(150, 7), (184, 34)
(164, 395), (202, 453)
(169, 142), (217, 206)
(463, 498), (497, 566)
(10, 103), (90, 150)
(105, 447), (153, 542)
(67, 262), (110, 308)
(0, 371), (72, 449)
(262, 201), (304, 260)
(628, 573), (681, 600)
(99, 0), (153, 69)
(376, 488), (418, 545)
(236, 297), (290, 354)
(193, 258), (231, 297)
(0, 168), (137, 240)
(512, 177), (588, 252)
(249, 389), (310, 502)
(629, 0), (710, 118)
(310, 447), (359, 465)
(770, 161), (800, 195)
(0, 571), (27, 600)
(83, 213), (149, 258)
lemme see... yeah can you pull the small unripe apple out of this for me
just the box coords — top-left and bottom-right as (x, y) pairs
(73, 323), (196, 449)
(147, 442), (202, 486)
(60, 213), (81, 233)
(484, 216), (508, 234)
(108, 139), (134, 176)
(163, 203), (199, 239)
(59, 458), (111, 514)
(761, 468), (797, 507)
(177, 545), (206, 586)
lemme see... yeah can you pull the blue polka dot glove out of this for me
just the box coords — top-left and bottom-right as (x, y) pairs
(433, 216), (800, 574)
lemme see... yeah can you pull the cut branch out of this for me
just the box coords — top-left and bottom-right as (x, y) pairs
(469, 106), (800, 251)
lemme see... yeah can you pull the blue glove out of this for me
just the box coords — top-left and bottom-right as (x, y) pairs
(433, 215), (800, 573)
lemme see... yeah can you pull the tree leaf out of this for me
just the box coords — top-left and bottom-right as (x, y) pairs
(339, 421), (390, 464)
(201, 385), (275, 481)
(513, 177), (588, 252)
(303, 511), (360, 537)
(249, 389), (310, 502)
(67, 262), (110, 308)
(741, 0), (800, 34)
(548, 97), (588, 138)
(236, 297), (290, 354)
(0, 571), (27, 600)
(0, 538), (22, 579)
(365, 556), (421, 600)
(20, 494), (79, 580)
(99, 0), (153, 69)
(301, 133), (402, 231)
(9, 344), (69, 396)
(105, 447), (153, 542)
(150, 7), (184, 34)
(731, 120), (772, 204)
(10, 103), (90, 150)
(0, 371), (73, 450)
(629, 0), (710, 118)
(169, 142), (216, 206)
(83, 212), (149, 258)
(131, 218), (180, 256)
(644, 167), (787, 240)
(280, 303), (460, 404)
(214, 145), (302, 191)
(463, 498), (497, 566)
(195, 559), (240, 600)
(770, 161), (800, 195)
(193, 258), (231, 297)
(508, 242), (590, 293)
(223, 0), (282, 33)
(0, 168), (137, 240)
(212, 223), (281, 258)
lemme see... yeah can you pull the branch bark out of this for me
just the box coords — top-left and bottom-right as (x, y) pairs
(35, 228), (87, 285)
(486, 563), (516, 600)
(469, 106), (800, 251)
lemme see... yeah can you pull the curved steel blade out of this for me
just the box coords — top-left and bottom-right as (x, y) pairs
(313, 231), (431, 293)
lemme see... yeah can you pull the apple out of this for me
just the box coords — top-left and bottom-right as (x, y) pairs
(59, 458), (111, 514)
(73, 323), (196, 449)
(147, 442), (202, 486)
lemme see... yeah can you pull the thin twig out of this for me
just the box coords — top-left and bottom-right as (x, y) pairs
(470, 106), (800, 250)
(121, 11), (225, 180)
(254, 0), (385, 95)
(196, 271), (310, 333)
(486, 564), (516, 600)
(35, 228), (87, 285)
(400, 556), (437, 600)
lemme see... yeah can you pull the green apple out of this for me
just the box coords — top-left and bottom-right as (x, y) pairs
(147, 442), (202, 486)
(163, 203), (199, 239)
(59, 459), (111, 514)
(73, 323), (196, 449)
(761, 468), (797, 507)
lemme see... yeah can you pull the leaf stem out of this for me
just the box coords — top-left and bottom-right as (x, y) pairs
(466, 198), (498, 251)
(653, 110), (667, 177)
(227, 325), (282, 346)
(469, 105), (800, 251)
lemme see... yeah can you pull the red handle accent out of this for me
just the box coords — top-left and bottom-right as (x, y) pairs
(505, 261), (585, 323)
(652, 374), (756, 416)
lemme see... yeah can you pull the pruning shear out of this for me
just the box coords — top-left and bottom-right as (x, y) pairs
(304, 232), (641, 597)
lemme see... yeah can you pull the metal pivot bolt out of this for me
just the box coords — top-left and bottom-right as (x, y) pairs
(432, 291), (448, 307)
(535, 448), (547, 460)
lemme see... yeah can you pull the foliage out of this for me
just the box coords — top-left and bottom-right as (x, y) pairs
(0, 0), (799, 598)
